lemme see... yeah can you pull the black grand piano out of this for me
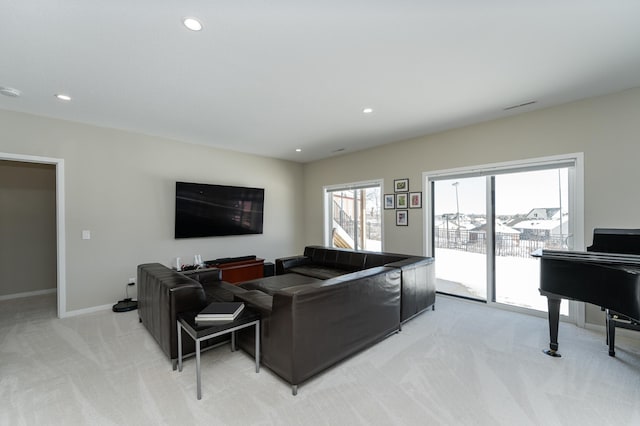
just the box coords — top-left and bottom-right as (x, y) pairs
(536, 228), (640, 357)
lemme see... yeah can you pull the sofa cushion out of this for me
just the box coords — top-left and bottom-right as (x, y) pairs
(288, 265), (346, 280)
(336, 251), (367, 271)
(307, 247), (338, 267)
(180, 267), (222, 285)
(239, 273), (321, 295)
(301, 246), (366, 271)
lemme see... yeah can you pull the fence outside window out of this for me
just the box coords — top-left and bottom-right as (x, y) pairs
(434, 227), (566, 258)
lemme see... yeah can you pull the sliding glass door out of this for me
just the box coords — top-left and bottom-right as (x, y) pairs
(433, 177), (487, 301)
(494, 168), (571, 314)
(427, 155), (582, 317)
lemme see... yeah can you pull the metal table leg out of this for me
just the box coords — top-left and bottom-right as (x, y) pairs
(177, 316), (261, 400)
(177, 321), (183, 372)
(196, 339), (202, 400)
(255, 320), (260, 373)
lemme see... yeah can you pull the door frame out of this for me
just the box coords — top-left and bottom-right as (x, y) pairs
(423, 153), (585, 325)
(1, 152), (66, 318)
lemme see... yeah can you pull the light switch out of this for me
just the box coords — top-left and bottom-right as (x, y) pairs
(82, 230), (91, 240)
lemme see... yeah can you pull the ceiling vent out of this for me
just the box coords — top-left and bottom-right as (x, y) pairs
(503, 100), (536, 111)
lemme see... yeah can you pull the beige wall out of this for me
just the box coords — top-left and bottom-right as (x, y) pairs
(0, 160), (56, 296)
(0, 109), (305, 313)
(304, 87), (640, 325)
(1, 87), (638, 320)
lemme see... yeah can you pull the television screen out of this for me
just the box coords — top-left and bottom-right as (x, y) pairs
(175, 182), (264, 238)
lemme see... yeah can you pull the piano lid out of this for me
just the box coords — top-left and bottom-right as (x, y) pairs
(587, 228), (640, 255)
(537, 249), (640, 266)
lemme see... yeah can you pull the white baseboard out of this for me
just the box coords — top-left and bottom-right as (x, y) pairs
(0, 288), (56, 301)
(62, 303), (114, 318)
(0, 290), (128, 318)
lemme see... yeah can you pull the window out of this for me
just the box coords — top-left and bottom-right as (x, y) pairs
(324, 180), (382, 251)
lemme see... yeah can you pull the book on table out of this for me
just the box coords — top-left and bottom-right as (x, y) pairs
(195, 302), (244, 323)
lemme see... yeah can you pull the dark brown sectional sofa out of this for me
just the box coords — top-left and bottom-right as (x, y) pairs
(233, 246), (435, 394)
(137, 246), (435, 394)
(274, 245), (436, 322)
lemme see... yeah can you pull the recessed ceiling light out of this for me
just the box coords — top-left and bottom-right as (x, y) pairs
(183, 17), (203, 31)
(0, 86), (21, 97)
(362, 108), (373, 114)
(55, 94), (71, 101)
(295, 148), (302, 152)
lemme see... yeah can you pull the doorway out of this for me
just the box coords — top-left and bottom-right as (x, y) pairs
(0, 152), (66, 318)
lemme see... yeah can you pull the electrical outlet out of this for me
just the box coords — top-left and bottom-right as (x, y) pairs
(128, 277), (135, 284)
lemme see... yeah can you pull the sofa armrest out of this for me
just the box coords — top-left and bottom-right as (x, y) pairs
(384, 257), (436, 321)
(137, 263), (207, 362)
(234, 290), (273, 316)
(275, 255), (310, 275)
(384, 256), (434, 270)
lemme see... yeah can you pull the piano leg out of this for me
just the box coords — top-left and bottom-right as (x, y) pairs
(605, 312), (610, 346)
(606, 310), (616, 357)
(544, 296), (562, 357)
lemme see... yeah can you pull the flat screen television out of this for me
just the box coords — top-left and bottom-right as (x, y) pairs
(175, 182), (264, 238)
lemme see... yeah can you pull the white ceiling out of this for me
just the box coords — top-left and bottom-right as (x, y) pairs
(2, 1), (640, 163)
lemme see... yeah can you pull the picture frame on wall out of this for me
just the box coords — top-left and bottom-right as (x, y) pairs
(409, 192), (422, 209)
(396, 193), (408, 209)
(384, 194), (395, 209)
(396, 210), (408, 226)
(394, 178), (409, 192)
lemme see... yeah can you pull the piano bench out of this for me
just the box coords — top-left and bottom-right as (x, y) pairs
(606, 310), (640, 357)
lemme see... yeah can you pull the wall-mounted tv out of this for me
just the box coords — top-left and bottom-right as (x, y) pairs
(175, 182), (264, 238)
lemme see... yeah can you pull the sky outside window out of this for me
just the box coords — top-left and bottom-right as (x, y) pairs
(435, 169), (569, 216)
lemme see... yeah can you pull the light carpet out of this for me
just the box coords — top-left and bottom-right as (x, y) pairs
(1, 294), (639, 425)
